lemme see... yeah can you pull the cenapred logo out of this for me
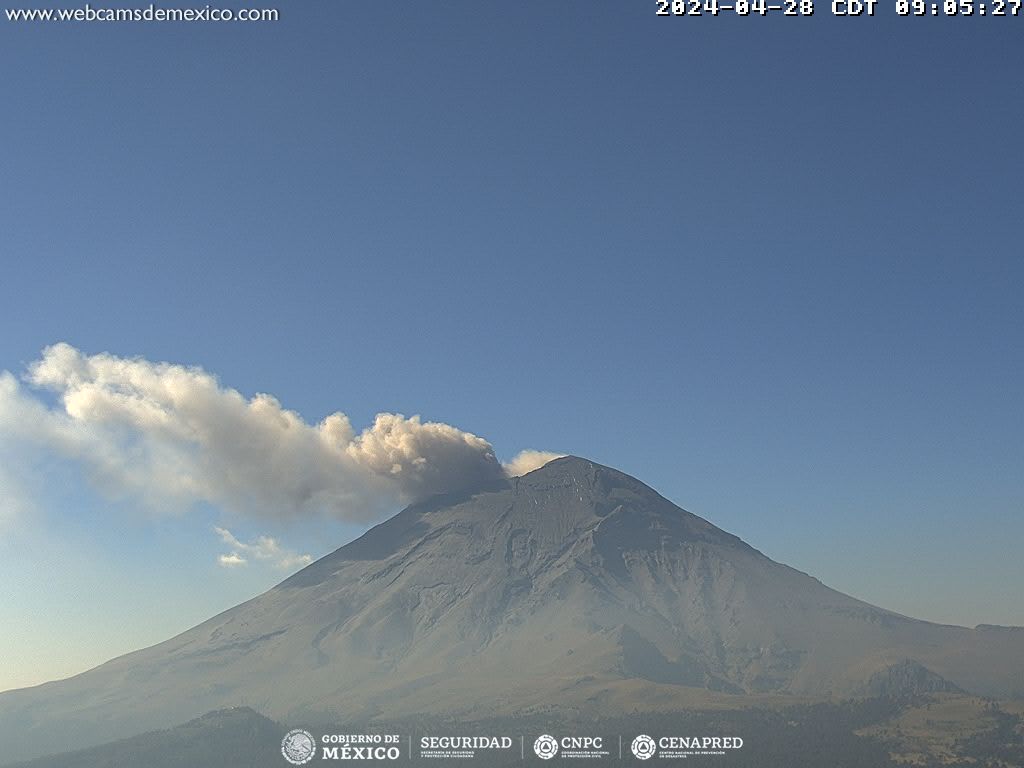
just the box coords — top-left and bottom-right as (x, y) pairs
(534, 734), (559, 760)
(634, 734), (743, 760)
(281, 729), (317, 765)
(631, 734), (657, 760)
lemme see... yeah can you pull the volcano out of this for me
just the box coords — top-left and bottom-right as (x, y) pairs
(1, 456), (1022, 764)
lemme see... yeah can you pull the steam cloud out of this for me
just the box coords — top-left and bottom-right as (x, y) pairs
(0, 343), (560, 523)
(214, 527), (313, 570)
(503, 449), (565, 478)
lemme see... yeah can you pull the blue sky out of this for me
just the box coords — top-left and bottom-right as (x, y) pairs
(1, 3), (1022, 692)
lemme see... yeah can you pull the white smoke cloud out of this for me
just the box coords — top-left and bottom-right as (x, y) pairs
(214, 527), (312, 570)
(0, 344), (555, 523)
(503, 450), (565, 477)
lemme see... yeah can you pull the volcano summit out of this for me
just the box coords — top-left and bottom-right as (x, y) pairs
(0, 456), (1021, 764)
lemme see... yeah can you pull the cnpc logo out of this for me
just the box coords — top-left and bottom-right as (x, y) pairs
(533, 735), (559, 759)
(533, 734), (604, 759)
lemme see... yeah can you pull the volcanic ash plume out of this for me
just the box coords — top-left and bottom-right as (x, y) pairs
(0, 343), (560, 522)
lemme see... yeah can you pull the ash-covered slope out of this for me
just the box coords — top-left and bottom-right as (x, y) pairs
(0, 457), (1021, 764)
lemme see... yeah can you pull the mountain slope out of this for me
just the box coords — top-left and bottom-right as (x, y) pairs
(0, 457), (1021, 764)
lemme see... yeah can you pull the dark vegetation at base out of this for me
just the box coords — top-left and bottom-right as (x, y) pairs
(952, 709), (1024, 768)
(8, 697), (1022, 768)
(8, 708), (286, 768)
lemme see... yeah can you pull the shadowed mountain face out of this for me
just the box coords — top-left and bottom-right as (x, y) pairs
(1, 457), (1022, 764)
